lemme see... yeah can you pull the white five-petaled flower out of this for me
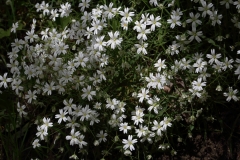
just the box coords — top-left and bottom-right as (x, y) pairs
(192, 78), (206, 91)
(198, 0), (213, 17)
(119, 7), (135, 23)
(137, 88), (149, 102)
(119, 122), (131, 134)
(32, 139), (41, 148)
(78, 0), (90, 12)
(17, 102), (27, 117)
(206, 49), (221, 65)
(94, 36), (107, 51)
(135, 41), (148, 55)
(41, 117), (53, 132)
(107, 31), (123, 49)
(43, 81), (56, 95)
(36, 125), (48, 140)
(25, 90), (37, 104)
(186, 12), (202, 29)
(96, 130), (108, 143)
(11, 22), (19, 33)
(81, 85), (96, 101)
(132, 110), (144, 125)
(167, 15), (181, 29)
(50, 9), (59, 21)
(193, 59), (207, 73)
(137, 24), (151, 41)
(66, 128), (81, 145)
(147, 14), (161, 31)
(154, 59), (166, 72)
(223, 87), (239, 102)
(151, 120), (163, 136)
(122, 135), (138, 151)
(187, 27), (203, 43)
(55, 109), (68, 124)
(0, 73), (12, 88)
(160, 117), (172, 131)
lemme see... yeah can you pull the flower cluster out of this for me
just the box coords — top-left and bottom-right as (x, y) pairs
(1, 0), (240, 159)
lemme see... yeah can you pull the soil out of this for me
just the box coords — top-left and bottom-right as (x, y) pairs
(158, 132), (240, 160)
(155, 106), (240, 160)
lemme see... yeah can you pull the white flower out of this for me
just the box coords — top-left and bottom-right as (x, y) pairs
(171, 8), (183, 17)
(69, 154), (79, 160)
(137, 88), (149, 102)
(36, 126), (48, 140)
(135, 41), (148, 54)
(11, 22), (18, 33)
(187, 27), (203, 43)
(96, 130), (108, 143)
(160, 117), (172, 131)
(149, 0), (158, 6)
(192, 78), (206, 91)
(78, 105), (92, 121)
(210, 11), (222, 26)
(25, 90), (37, 104)
(124, 150), (132, 156)
(198, 68), (211, 81)
(206, 49), (221, 65)
(137, 24), (151, 41)
(55, 109), (68, 124)
(106, 98), (119, 110)
(198, 0), (213, 17)
(193, 59), (207, 73)
(25, 29), (38, 43)
(147, 14), (161, 31)
(43, 81), (56, 95)
(119, 122), (131, 134)
(90, 19), (102, 35)
(94, 36), (107, 51)
(81, 85), (96, 101)
(40, 117), (53, 132)
(221, 57), (234, 71)
(186, 12), (202, 29)
(121, 20), (129, 30)
(78, 0), (90, 12)
(66, 129), (80, 146)
(107, 31), (123, 49)
(78, 134), (87, 148)
(66, 116), (80, 129)
(147, 96), (161, 114)
(50, 9), (59, 21)
(63, 98), (76, 115)
(119, 8), (135, 23)
(17, 102), (27, 117)
(122, 135), (138, 151)
(0, 73), (12, 88)
(103, 2), (120, 19)
(223, 87), (239, 102)
(59, 2), (72, 17)
(32, 139), (41, 148)
(151, 120), (163, 136)
(131, 110), (144, 125)
(167, 15), (181, 29)
(135, 125), (148, 138)
(154, 59), (166, 72)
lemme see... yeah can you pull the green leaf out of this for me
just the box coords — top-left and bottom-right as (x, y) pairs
(158, 107), (167, 117)
(60, 17), (71, 29)
(0, 28), (10, 39)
